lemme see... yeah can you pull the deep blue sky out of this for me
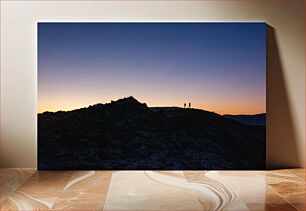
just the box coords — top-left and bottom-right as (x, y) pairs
(38, 23), (266, 114)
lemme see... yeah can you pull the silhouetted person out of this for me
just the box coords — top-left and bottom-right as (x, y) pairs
(184, 103), (186, 108)
(189, 102), (191, 108)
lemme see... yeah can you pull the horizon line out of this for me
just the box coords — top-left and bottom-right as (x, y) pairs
(37, 97), (266, 116)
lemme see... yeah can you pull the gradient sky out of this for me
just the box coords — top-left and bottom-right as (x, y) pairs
(38, 23), (266, 115)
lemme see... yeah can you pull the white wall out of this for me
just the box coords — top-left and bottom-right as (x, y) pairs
(1, 0), (304, 168)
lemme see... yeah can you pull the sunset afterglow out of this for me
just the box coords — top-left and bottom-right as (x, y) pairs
(38, 23), (266, 115)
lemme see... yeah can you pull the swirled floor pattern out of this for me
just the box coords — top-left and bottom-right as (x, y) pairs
(0, 169), (304, 210)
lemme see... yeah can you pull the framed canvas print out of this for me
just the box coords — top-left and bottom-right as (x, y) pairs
(38, 22), (266, 170)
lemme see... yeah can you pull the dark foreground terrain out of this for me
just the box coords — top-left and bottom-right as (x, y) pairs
(38, 97), (266, 170)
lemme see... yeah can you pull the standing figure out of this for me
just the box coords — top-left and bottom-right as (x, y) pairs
(188, 102), (191, 108)
(184, 103), (186, 108)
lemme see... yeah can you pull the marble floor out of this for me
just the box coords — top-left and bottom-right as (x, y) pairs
(0, 169), (304, 211)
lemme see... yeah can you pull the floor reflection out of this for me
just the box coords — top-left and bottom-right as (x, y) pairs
(0, 169), (304, 210)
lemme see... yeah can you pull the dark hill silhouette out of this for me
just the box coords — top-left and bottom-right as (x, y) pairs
(223, 113), (266, 126)
(38, 96), (266, 170)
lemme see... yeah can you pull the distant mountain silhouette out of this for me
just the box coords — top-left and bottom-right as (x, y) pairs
(38, 96), (266, 170)
(223, 113), (266, 126)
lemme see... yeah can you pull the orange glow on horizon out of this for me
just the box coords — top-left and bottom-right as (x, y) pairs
(38, 98), (265, 115)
